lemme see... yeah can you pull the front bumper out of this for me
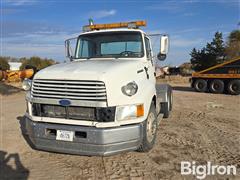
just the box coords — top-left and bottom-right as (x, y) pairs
(24, 117), (143, 156)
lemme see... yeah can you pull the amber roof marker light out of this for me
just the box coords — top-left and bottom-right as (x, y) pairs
(82, 20), (147, 32)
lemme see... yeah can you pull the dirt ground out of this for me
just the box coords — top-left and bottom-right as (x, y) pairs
(0, 81), (239, 180)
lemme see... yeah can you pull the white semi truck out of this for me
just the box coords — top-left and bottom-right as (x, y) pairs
(22, 20), (173, 156)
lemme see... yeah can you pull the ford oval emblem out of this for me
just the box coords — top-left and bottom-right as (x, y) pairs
(59, 99), (71, 106)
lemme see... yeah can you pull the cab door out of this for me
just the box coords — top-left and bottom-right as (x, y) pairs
(144, 36), (156, 84)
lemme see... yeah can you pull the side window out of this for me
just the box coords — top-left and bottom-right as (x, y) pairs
(145, 37), (151, 59)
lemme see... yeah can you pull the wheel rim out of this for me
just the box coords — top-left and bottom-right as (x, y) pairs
(213, 83), (219, 90)
(230, 83), (239, 92)
(198, 82), (203, 89)
(146, 112), (156, 142)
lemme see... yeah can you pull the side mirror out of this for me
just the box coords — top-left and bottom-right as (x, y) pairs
(157, 53), (167, 61)
(65, 40), (72, 61)
(65, 37), (78, 61)
(158, 35), (169, 61)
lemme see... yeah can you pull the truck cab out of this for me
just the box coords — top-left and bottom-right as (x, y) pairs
(23, 20), (173, 156)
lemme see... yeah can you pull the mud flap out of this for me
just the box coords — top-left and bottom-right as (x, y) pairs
(156, 84), (173, 118)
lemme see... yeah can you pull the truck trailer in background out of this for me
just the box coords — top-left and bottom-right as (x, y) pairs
(191, 56), (240, 95)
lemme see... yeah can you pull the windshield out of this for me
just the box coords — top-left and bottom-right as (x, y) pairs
(75, 31), (144, 59)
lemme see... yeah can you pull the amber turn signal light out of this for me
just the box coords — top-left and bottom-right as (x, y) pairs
(137, 104), (144, 117)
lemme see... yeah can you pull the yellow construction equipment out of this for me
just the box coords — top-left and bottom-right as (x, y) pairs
(0, 70), (7, 81)
(0, 69), (34, 82)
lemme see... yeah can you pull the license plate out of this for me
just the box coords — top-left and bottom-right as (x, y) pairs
(56, 130), (74, 142)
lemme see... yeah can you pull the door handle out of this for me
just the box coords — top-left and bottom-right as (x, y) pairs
(144, 66), (149, 79)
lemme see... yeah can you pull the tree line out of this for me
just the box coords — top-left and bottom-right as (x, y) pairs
(190, 30), (240, 71)
(0, 56), (56, 71)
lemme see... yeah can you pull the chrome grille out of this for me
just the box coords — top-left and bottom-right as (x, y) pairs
(32, 79), (107, 101)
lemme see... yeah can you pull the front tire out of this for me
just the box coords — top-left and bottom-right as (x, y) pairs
(138, 102), (157, 152)
(228, 80), (240, 95)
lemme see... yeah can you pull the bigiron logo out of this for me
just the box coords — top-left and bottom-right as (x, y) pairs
(181, 161), (237, 179)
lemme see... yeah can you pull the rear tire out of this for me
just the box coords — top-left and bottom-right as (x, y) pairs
(228, 80), (240, 95)
(209, 79), (224, 94)
(138, 102), (157, 152)
(194, 79), (207, 92)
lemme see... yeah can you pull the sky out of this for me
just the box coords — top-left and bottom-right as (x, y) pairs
(1, 0), (239, 66)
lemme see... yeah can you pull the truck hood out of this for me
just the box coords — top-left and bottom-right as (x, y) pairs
(34, 59), (142, 81)
(33, 59), (152, 108)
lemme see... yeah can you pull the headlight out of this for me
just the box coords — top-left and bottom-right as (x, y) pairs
(121, 82), (138, 96)
(22, 79), (32, 91)
(116, 104), (144, 121)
